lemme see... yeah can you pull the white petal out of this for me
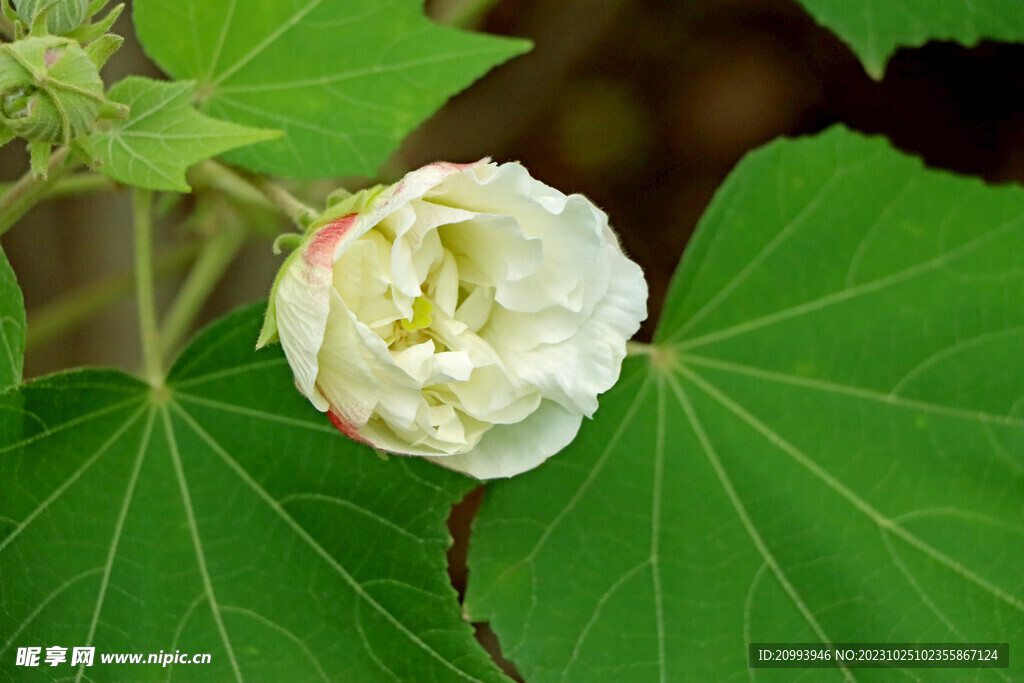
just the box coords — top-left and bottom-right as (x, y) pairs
(490, 243), (648, 415)
(431, 163), (609, 313)
(428, 249), (460, 317)
(427, 400), (582, 479)
(439, 214), (542, 288)
(390, 340), (437, 384)
(431, 351), (474, 384)
(276, 213), (369, 410)
(454, 285), (494, 333)
(317, 289), (423, 431)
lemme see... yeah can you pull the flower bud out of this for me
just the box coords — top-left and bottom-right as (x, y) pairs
(0, 35), (104, 145)
(14, 0), (89, 35)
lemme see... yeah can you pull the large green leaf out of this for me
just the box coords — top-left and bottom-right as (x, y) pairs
(796, 0), (1024, 78)
(131, 0), (530, 179)
(91, 77), (281, 192)
(466, 126), (1024, 681)
(0, 246), (23, 390)
(0, 305), (507, 682)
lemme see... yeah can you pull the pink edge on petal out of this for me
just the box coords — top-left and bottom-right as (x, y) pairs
(328, 408), (373, 446)
(303, 214), (358, 270)
(426, 160), (487, 173)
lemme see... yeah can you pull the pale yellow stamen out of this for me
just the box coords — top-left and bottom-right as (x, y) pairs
(401, 297), (433, 332)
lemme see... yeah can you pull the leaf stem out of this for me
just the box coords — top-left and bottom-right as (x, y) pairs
(46, 171), (118, 197)
(193, 160), (317, 230)
(132, 189), (163, 387)
(0, 171), (118, 198)
(26, 241), (198, 349)
(189, 160), (276, 212)
(248, 174), (318, 229)
(626, 340), (654, 356)
(0, 147), (77, 236)
(159, 222), (247, 361)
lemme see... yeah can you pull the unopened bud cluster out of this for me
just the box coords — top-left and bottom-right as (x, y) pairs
(0, 0), (128, 176)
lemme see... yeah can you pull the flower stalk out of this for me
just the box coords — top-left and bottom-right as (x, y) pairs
(159, 220), (247, 360)
(132, 188), (163, 387)
(0, 145), (75, 235)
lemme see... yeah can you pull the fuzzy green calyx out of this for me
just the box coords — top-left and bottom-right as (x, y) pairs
(0, 34), (125, 174)
(0, 36), (102, 143)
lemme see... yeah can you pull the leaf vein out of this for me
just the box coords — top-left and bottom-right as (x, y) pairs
(169, 401), (487, 682)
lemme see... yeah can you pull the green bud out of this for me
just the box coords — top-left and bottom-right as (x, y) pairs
(14, 0), (89, 35)
(0, 35), (105, 145)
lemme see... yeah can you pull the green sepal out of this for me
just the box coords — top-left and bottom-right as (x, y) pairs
(325, 187), (352, 207)
(70, 134), (100, 169)
(97, 99), (128, 120)
(28, 139), (50, 178)
(0, 0), (16, 23)
(84, 0), (107, 17)
(310, 184), (383, 234)
(84, 32), (121, 69)
(27, 2), (48, 36)
(255, 248), (299, 349)
(272, 232), (303, 255)
(65, 1), (119, 43)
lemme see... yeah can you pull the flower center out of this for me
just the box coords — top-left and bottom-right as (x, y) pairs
(401, 296), (433, 333)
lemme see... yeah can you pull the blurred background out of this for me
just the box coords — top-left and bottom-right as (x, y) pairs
(6, 0), (1024, 377)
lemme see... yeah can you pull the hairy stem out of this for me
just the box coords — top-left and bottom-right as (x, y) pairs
(45, 171), (118, 197)
(0, 147), (77, 236)
(189, 160), (276, 212)
(133, 189), (163, 387)
(0, 172), (119, 199)
(248, 174), (318, 229)
(191, 160), (318, 230)
(27, 242), (198, 349)
(159, 223), (247, 360)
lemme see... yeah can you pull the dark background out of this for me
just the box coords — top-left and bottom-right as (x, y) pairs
(7, 0), (1024, 375)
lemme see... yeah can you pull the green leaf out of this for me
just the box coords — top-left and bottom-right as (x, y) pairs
(0, 246), (24, 390)
(0, 304), (508, 682)
(131, 0), (530, 179)
(91, 77), (281, 192)
(466, 126), (1024, 681)
(796, 0), (1024, 78)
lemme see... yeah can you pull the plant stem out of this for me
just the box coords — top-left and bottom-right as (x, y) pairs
(46, 171), (118, 197)
(159, 223), (247, 360)
(191, 160), (318, 230)
(132, 189), (163, 387)
(0, 171), (118, 199)
(189, 160), (275, 212)
(248, 173), (318, 229)
(0, 147), (77, 236)
(625, 340), (654, 356)
(26, 242), (198, 349)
